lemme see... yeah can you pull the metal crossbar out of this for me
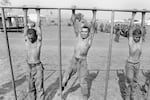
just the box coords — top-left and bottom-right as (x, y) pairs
(0, 6), (149, 12)
(0, 6), (147, 100)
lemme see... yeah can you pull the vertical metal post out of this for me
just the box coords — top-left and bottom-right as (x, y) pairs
(58, 8), (62, 100)
(104, 11), (115, 100)
(1, 8), (17, 100)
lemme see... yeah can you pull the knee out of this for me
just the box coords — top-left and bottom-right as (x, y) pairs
(126, 74), (134, 84)
(80, 83), (88, 96)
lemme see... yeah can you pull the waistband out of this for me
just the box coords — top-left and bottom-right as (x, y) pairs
(27, 61), (42, 67)
(75, 56), (86, 61)
(127, 60), (140, 64)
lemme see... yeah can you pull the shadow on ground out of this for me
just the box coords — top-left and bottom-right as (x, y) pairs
(62, 70), (99, 100)
(44, 77), (60, 100)
(0, 75), (26, 95)
(116, 70), (127, 100)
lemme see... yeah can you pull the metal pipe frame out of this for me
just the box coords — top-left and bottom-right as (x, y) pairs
(0, 6), (149, 13)
(1, 8), (18, 100)
(58, 8), (63, 100)
(104, 11), (115, 100)
(1, 6), (147, 100)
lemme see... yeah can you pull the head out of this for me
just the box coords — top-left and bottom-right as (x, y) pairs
(75, 13), (84, 21)
(80, 25), (90, 39)
(133, 28), (142, 43)
(27, 29), (37, 43)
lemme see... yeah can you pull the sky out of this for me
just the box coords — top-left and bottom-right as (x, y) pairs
(3, 0), (150, 20)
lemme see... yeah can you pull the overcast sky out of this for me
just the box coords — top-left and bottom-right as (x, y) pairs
(6, 0), (150, 20)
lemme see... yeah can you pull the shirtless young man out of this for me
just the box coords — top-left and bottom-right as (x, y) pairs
(24, 9), (44, 100)
(59, 9), (97, 100)
(125, 12), (144, 100)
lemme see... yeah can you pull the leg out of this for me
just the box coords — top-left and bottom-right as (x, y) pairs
(77, 59), (89, 100)
(131, 63), (142, 100)
(62, 56), (77, 89)
(56, 56), (78, 96)
(35, 63), (44, 100)
(27, 64), (36, 100)
(125, 62), (134, 100)
(114, 30), (120, 42)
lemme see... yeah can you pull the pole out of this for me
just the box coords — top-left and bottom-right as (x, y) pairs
(1, 8), (17, 100)
(104, 11), (115, 100)
(58, 8), (62, 100)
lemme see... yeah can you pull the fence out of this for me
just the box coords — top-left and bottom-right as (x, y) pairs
(0, 6), (148, 100)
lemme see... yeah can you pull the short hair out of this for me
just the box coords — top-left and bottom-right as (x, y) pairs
(27, 28), (37, 37)
(133, 28), (142, 36)
(81, 25), (90, 32)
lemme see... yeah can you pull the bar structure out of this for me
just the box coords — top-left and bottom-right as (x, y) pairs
(1, 6), (149, 100)
(104, 11), (115, 100)
(58, 8), (63, 100)
(1, 8), (18, 100)
(0, 6), (149, 13)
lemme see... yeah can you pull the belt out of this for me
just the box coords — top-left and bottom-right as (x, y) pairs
(127, 60), (140, 64)
(27, 61), (41, 67)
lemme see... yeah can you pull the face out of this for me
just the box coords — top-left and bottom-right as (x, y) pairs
(27, 34), (37, 43)
(133, 34), (141, 43)
(80, 28), (89, 39)
(133, 29), (142, 43)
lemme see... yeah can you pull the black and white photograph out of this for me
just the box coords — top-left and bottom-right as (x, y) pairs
(0, 0), (150, 100)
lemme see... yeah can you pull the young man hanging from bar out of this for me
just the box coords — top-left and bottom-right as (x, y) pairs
(57, 8), (97, 100)
(124, 12), (145, 100)
(24, 8), (44, 100)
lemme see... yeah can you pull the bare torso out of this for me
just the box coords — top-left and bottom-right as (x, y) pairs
(128, 40), (142, 63)
(26, 40), (41, 64)
(74, 35), (91, 59)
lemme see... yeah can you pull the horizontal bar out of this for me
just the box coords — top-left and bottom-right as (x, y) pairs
(0, 6), (149, 13)
(44, 68), (150, 72)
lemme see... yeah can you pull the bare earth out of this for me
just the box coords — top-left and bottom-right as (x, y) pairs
(0, 25), (150, 100)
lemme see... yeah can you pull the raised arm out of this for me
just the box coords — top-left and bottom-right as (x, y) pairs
(90, 9), (96, 34)
(89, 10), (97, 46)
(70, 9), (79, 37)
(89, 10), (96, 40)
(23, 8), (28, 39)
(128, 12), (136, 44)
(70, 6), (84, 37)
(71, 9), (76, 25)
(141, 12), (146, 42)
(35, 8), (42, 41)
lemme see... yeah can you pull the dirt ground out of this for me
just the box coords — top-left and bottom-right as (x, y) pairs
(0, 25), (150, 100)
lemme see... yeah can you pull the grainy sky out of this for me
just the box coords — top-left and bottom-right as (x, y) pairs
(5, 0), (150, 20)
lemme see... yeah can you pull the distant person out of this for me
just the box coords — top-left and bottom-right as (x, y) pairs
(24, 9), (44, 100)
(124, 23), (144, 100)
(114, 24), (121, 42)
(58, 9), (97, 100)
